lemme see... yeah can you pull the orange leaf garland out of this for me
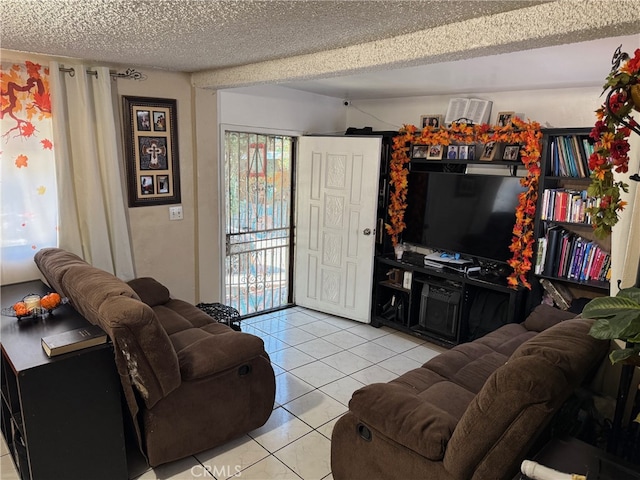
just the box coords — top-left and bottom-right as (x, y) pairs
(388, 119), (542, 289)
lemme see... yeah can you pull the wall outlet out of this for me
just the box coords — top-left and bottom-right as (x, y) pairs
(169, 205), (183, 221)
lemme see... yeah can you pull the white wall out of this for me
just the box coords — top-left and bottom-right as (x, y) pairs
(344, 86), (603, 131)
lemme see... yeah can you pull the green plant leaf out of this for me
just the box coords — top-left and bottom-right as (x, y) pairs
(609, 348), (639, 364)
(582, 296), (640, 319)
(617, 288), (640, 305)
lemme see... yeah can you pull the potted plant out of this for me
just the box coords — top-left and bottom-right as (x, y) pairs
(584, 286), (640, 425)
(587, 46), (640, 238)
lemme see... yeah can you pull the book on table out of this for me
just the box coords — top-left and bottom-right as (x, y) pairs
(41, 324), (108, 357)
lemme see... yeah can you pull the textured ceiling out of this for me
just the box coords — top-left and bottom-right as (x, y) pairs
(1, 1), (640, 99)
(1, 0), (546, 72)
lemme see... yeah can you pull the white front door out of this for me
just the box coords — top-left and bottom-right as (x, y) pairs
(294, 136), (381, 323)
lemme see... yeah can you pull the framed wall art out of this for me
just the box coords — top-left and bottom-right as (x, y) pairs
(122, 96), (181, 207)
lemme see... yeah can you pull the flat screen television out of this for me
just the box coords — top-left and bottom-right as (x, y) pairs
(402, 172), (526, 263)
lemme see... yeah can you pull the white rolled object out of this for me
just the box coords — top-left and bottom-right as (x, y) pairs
(520, 460), (587, 480)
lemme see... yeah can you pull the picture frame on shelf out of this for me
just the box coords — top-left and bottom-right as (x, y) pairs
(426, 144), (444, 160)
(459, 145), (471, 160)
(480, 141), (497, 161)
(411, 144), (429, 158)
(497, 111), (515, 127)
(123, 96), (181, 207)
(420, 115), (443, 129)
(503, 144), (521, 161)
(446, 145), (459, 160)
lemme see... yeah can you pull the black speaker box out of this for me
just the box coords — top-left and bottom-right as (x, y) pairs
(419, 282), (461, 340)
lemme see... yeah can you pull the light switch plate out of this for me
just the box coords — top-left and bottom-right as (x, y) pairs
(169, 205), (183, 221)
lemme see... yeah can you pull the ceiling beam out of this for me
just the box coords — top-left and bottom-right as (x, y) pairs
(192, 0), (640, 91)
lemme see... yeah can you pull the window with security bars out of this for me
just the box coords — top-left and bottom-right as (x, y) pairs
(223, 131), (294, 316)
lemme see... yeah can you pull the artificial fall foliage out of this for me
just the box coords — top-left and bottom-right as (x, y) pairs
(387, 118), (542, 289)
(588, 47), (640, 238)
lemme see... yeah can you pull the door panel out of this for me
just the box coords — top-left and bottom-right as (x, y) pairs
(295, 136), (381, 323)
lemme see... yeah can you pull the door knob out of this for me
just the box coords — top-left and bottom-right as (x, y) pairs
(363, 228), (371, 235)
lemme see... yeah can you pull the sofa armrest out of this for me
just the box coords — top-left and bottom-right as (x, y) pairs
(349, 382), (457, 460)
(175, 331), (268, 381)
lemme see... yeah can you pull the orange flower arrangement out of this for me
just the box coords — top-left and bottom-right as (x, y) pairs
(386, 118), (542, 289)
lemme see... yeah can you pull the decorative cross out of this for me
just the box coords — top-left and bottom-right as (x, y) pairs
(145, 141), (166, 168)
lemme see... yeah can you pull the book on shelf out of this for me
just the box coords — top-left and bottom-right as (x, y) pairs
(541, 188), (594, 224)
(548, 135), (592, 178)
(444, 98), (492, 126)
(539, 278), (573, 310)
(536, 227), (611, 284)
(41, 324), (108, 357)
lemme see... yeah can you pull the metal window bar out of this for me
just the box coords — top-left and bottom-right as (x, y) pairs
(224, 131), (293, 316)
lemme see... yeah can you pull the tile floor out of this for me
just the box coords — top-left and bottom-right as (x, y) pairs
(0, 306), (446, 480)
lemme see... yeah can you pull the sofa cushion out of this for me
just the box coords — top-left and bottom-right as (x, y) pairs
(349, 382), (458, 460)
(172, 329), (268, 380)
(128, 277), (171, 307)
(523, 303), (576, 332)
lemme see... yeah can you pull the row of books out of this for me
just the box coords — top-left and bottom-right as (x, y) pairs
(548, 135), (594, 178)
(535, 227), (611, 283)
(540, 188), (597, 224)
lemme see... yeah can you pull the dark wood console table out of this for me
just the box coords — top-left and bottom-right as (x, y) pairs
(1, 280), (127, 480)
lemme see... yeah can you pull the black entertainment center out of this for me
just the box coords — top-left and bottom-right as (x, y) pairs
(373, 254), (526, 347)
(361, 126), (609, 347)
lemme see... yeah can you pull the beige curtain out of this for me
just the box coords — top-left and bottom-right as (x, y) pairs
(612, 132), (640, 293)
(49, 62), (135, 280)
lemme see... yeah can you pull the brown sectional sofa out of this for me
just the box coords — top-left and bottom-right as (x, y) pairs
(331, 305), (608, 480)
(34, 248), (275, 467)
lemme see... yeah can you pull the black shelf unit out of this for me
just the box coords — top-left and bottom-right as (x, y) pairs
(1, 280), (128, 480)
(372, 256), (526, 348)
(532, 128), (610, 304)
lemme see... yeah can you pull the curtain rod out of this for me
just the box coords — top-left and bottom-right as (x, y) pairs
(58, 66), (146, 81)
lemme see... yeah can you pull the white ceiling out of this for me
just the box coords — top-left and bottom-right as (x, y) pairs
(1, 0), (639, 100)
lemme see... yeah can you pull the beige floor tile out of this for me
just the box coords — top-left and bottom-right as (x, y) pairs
(275, 371), (315, 406)
(270, 347), (315, 370)
(372, 332), (425, 353)
(280, 310), (317, 327)
(272, 327), (317, 347)
(319, 375), (365, 406)
(295, 337), (343, 359)
(136, 456), (211, 479)
(195, 435), (269, 477)
(321, 350), (373, 375)
(346, 323), (391, 340)
(289, 361), (345, 388)
(349, 341), (397, 363)
(0, 453), (20, 480)
(322, 330), (368, 349)
(274, 431), (331, 480)
(233, 455), (299, 480)
(249, 407), (313, 453)
(378, 354), (423, 375)
(403, 343), (444, 364)
(350, 364), (397, 385)
(316, 415), (343, 440)
(284, 390), (347, 428)
(298, 321), (342, 337)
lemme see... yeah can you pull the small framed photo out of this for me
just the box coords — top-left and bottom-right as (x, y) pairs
(502, 144), (521, 161)
(458, 145), (468, 160)
(480, 142), (497, 161)
(497, 111), (514, 127)
(123, 96), (181, 207)
(420, 115), (443, 129)
(446, 145), (459, 160)
(411, 144), (429, 158)
(427, 145), (444, 160)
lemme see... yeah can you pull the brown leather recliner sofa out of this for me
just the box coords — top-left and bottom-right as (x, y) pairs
(34, 248), (275, 467)
(331, 305), (608, 480)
